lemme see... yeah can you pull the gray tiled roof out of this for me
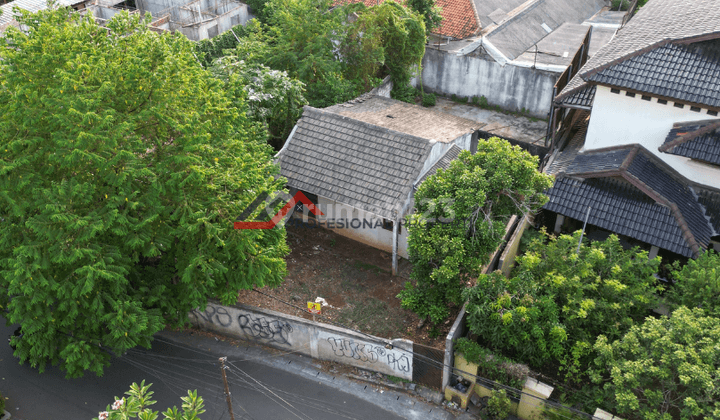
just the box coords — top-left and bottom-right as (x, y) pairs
(586, 42), (720, 109)
(545, 177), (696, 257)
(696, 187), (720, 235)
(415, 144), (462, 188)
(557, 0), (720, 103)
(660, 119), (720, 166)
(277, 106), (434, 219)
(579, 0), (720, 80)
(548, 144), (715, 257)
(556, 84), (596, 109)
(1, 0), (78, 30)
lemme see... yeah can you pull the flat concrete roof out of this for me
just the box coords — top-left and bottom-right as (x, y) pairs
(430, 97), (547, 146)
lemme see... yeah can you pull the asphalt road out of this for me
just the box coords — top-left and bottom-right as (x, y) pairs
(0, 321), (406, 420)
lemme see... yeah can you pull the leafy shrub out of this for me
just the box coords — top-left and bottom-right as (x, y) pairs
(592, 307), (720, 420)
(478, 95), (489, 108)
(487, 389), (512, 419)
(422, 93), (436, 107)
(455, 338), (528, 388)
(667, 250), (720, 317)
(450, 93), (458, 101)
(464, 232), (661, 377)
(471, 96), (480, 106)
(611, 0), (631, 11)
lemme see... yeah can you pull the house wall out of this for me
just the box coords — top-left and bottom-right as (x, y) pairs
(190, 301), (413, 380)
(421, 48), (559, 119)
(585, 85), (720, 190)
(305, 197), (410, 259)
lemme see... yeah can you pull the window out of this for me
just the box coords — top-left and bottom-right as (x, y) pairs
(708, 110), (719, 116)
(610, 88), (621, 94)
(641, 95), (651, 101)
(674, 102), (684, 109)
(690, 106), (701, 112)
(657, 99), (668, 105)
(382, 219), (401, 234)
(625, 92), (636, 98)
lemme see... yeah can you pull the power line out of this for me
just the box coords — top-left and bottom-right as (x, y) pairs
(248, 289), (596, 420)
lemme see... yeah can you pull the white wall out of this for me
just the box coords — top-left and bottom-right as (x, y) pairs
(305, 198), (410, 259)
(421, 48), (559, 119)
(191, 302), (413, 380)
(585, 85), (720, 189)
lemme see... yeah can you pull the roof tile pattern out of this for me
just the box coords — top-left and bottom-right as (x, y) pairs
(277, 106), (433, 219)
(435, 0), (480, 39)
(626, 152), (713, 249)
(587, 43), (720, 109)
(547, 145), (716, 257)
(696, 187), (720, 235)
(557, 84), (596, 109)
(415, 144), (462, 187)
(661, 119), (720, 166)
(557, 0), (720, 101)
(545, 177), (695, 256)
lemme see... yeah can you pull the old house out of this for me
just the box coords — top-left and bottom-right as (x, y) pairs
(544, 0), (720, 259)
(276, 95), (480, 273)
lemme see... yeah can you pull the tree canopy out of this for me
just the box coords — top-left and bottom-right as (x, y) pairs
(592, 307), (720, 420)
(398, 139), (553, 326)
(0, 7), (288, 377)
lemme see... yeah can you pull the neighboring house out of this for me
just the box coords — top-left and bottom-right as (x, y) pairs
(421, 0), (629, 118)
(544, 0), (720, 259)
(1, 0), (252, 39)
(276, 94), (480, 273)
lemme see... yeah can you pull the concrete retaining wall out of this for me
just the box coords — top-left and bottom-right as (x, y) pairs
(190, 301), (414, 380)
(498, 215), (531, 277)
(421, 48), (559, 119)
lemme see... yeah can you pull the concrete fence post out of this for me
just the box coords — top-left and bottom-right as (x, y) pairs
(517, 378), (553, 420)
(593, 408), (625, 420)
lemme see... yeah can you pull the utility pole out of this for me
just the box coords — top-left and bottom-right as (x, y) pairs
(219, 357), (236, 420)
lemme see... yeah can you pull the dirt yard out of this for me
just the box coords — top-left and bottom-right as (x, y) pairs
(237, 224), (458, 349)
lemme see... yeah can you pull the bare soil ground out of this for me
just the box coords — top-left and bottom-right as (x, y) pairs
(237, 224), (459, 348)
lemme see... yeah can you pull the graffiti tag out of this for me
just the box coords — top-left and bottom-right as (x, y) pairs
(386, 352), (411, 373)
(191, 305), (233, 327)
(238, 313), (293, 346)
(326, 337), (386, 363)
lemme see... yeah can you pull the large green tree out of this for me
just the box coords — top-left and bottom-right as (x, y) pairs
(0, 7), (288, 377)
(592, 307), (720, 420)
(667, 249), (720, 318)
(398, 139), (553, 325)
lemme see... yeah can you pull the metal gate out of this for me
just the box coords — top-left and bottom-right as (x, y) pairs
(412, 343), (445, 389)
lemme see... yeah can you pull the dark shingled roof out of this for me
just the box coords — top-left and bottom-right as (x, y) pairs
(556, 84), (596, 109)
(556, 0), (720, 103)
(586, 42), (720, 109)
(545, 177), (695, 257)
(696, 187), (720, 235)
(415, 145), (462, 188)
(660, 119), (720, 166)
(547, 144), (716, 257)
(277, 106), (433, 219)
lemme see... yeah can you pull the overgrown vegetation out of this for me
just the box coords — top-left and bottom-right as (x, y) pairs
(194, 0), (426, 114)
(464, 232), (661, 381)
(0, 7), (289, 378)
(666, 250), (720, 317)
(455, 337), (526, 389)
(398, 139), (553, 326)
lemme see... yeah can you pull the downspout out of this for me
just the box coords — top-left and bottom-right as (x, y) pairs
(392, 216), (399, 276)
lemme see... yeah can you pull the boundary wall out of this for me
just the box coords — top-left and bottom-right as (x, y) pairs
(190, 301), (414, 380)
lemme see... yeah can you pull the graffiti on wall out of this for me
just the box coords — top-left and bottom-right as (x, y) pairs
(326, 337), (411, 373)
(191, 305), (294, 346)
(238, 313), (293, 346)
